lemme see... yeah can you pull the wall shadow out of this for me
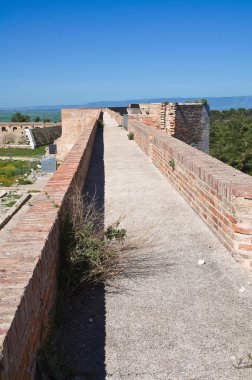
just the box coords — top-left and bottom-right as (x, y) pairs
(69, 125), (106, 379)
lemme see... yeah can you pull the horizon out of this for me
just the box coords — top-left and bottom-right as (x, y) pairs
(1, 0), (252, 107)
(2, 95), (252, 110)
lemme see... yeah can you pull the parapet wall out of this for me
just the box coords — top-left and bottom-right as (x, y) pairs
(103, 108), (124, 125)
(0, 116), (99, 380)
(132, 103), (210, 153)
(56, 108), (101, 160)
(129, 122), (252, 269)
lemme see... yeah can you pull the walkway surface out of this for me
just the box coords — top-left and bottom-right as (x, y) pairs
(102, 115), (252, 379)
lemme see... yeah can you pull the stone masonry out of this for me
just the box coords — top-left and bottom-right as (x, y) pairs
(135, 102), (210, 153)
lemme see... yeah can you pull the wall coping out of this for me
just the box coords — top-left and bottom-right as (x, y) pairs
(136, 123), (252, 200)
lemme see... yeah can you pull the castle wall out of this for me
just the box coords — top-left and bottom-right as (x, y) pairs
(56, 108), (101, 160)
(1, 104), (252, 379)
(129, 103), (210, 153)
(0, 118), (98, 380)
(128, 121), (252, 269)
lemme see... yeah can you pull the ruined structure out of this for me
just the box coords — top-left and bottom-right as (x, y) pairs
(0, 122), (61, 148)
(126, 102), (210, 152)
(1, 102), (252, 379)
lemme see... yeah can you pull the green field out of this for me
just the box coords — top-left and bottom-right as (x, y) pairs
(0, 159), (40, 186)
(0, 146), (47, 157)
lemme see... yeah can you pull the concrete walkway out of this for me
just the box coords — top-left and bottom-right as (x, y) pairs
(103, 120), (252, 379)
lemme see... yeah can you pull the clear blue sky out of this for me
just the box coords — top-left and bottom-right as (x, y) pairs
(1, 0), (252, 106)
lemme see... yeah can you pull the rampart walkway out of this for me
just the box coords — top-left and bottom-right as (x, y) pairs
(101, 120), (252, 379)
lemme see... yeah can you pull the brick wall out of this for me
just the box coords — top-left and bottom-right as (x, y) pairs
(0, 116), (99, 380)
(56, 108), (101, 160)
(102, 108), (124, 125)
(129, 122), (252, 269)
(129, 103), (210, 153)
(139, 103), (162, 128)
(172, 104), (210, 153)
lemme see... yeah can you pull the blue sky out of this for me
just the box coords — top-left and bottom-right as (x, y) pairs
(1, 0), (252, 106)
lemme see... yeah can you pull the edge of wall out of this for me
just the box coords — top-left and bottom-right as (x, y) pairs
(129, 122), (252, 269)
(0, 116), (99, 380)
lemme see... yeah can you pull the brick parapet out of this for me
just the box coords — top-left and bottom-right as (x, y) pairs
(103, 108), (124, 125)
(130, 122), (252, 268)
(128, 103), (210, 153)
(0, 117), (98, 380)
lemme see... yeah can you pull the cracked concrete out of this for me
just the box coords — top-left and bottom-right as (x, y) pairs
(103, 118), (252, 379)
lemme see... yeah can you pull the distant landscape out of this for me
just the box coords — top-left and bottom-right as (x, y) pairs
(1, 96), (252, 122)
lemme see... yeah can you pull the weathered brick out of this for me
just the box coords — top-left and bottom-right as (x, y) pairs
(0, 110), (99, 380)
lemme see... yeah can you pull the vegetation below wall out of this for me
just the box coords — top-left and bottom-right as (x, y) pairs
(0, 159), (39, 186)
(0, 146), (47, 157)
(210, 108), (252, 175)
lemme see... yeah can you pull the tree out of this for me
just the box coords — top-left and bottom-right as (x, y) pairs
(210, 109), (252, 175)
(34, 116), (40, 122)
(11, 112), (30, 122)
(43, 118), (51, 123)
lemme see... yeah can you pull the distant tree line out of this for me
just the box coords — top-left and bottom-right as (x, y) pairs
(210, 108), (252, 175)
(10, 112), (51, 123)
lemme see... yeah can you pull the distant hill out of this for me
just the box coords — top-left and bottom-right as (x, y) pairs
(84, 96), (252, 110)
(1, 96), (252, 122)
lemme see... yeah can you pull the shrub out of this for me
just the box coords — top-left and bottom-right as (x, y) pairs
(59, 192), (128, 296)
(169, 158), (175, 171)
(18, 178), (33, 185)
(127, 132), (134, 140)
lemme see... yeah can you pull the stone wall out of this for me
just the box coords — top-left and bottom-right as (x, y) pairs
(128, 121), (252, 270)
(139, 103), (162, 128)
(56, 108), (101, 160)
(103, 108), (124, 125)
(172, 104), (210, 153)
(129, 103), (210, 153)
(27, 125), (62, 148)
(0, 118), (99, 380)
(0, 122), (61, 146)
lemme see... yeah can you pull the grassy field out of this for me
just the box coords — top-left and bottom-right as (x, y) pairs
(0, 159), (39, 186)
(0, 146), (47, 157)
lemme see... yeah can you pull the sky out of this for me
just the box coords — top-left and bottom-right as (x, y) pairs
(1, 0), (252, 107)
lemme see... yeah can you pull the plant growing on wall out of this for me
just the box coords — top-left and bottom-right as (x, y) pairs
(169, 158), (175, 171)
(128, 132), (134, 140)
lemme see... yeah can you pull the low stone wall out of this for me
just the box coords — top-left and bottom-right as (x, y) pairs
(129, 122), (252, 269)
(0, 119), (98, 380)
